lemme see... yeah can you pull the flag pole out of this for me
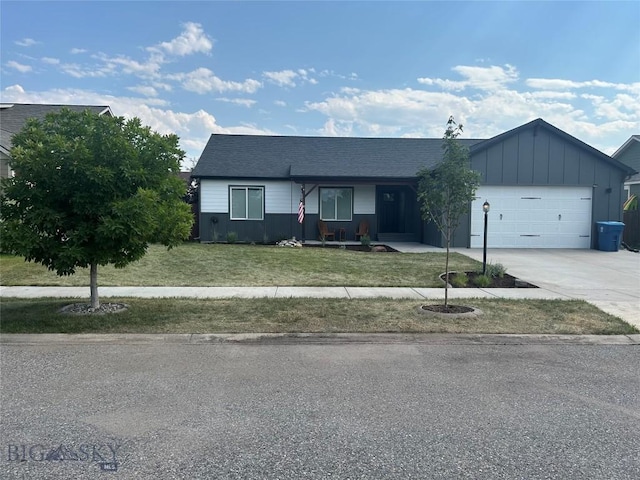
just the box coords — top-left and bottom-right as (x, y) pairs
(300, 184), (306, 243)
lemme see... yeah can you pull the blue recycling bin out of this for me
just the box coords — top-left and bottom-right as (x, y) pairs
(596, 221), (625, 251)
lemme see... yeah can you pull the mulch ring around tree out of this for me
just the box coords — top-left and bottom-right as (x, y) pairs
(58, 303), (129, 315)
(418, 304), (483, 318)
(303, 244), (399, 252)
(441, 272), (538, 288)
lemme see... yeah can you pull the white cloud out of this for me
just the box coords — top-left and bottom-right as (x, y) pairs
(127, 85), (159, 97)
(5, 61), (32, 73)
(151, 22), (213, 56)
(264, 70), (298, 87)
(215, 97), (257, 108)
(418, 64), (518, 91)
(274, 100), (287, 107)
(304, 65), (639, 154)
(96, 52), (163, 78)
(59, 62), (113, 78)
(172, 68), (261, 94)
(15, 38), (39, 47)
(70, 48), (87, 54)
(41, 57), (60, 65)
(263, 68), (318, 87)
(306, 88), (474, 136)
(3, 84), (26, 95)
(152, 81), (173, 92)
(526, 78), (640, 94)
(0, 84), (273, 164)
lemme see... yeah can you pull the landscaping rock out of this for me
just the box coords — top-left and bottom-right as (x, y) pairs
(59, 303), (129, 315)
(277, 238), (303, 247)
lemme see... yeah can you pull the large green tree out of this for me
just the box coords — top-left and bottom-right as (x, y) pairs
(417, 116), (481, 308)
(0, 109), (193, 308)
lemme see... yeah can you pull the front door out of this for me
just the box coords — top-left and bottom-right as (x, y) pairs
(378, 186), (409, 233)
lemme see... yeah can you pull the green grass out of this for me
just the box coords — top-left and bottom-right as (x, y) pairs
(0, 297), (636, 335)
(0, 243), (479, 287)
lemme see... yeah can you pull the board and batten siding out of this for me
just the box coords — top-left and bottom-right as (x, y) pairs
(456, 124), (628, 248)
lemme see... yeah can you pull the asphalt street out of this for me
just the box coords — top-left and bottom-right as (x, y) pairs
(1, 342), (639, 479)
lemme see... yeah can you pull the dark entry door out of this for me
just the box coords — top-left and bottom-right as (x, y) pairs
(378, 186), (407, 233)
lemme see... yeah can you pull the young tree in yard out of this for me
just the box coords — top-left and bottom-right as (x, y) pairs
(417, 116), (481, 308)
(0, 109), (193, 309)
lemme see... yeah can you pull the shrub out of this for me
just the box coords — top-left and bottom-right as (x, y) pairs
(473, 274), (492, 287)
(360, 234), (371, 248)
(226, 231), (238, 244)
(478, 262), (507, 278)
(450, 272), (468, 287)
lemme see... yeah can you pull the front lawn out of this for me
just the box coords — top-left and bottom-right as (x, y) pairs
(0, 297), (636, 335)
(0, 243), (479, 287)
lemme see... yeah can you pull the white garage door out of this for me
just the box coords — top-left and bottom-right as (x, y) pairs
(470, 186), (592, 248)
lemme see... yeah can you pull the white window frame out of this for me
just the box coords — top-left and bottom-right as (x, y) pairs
(230, 186), (264, 220)
(319, 187), (353, 221)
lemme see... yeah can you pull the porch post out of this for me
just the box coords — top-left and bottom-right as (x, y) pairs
(301, 184), (306, 243)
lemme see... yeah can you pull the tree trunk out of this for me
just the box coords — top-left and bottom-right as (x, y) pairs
(90, 262), (99, 309)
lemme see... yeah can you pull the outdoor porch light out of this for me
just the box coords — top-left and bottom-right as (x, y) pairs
(483, 200), (490, 213)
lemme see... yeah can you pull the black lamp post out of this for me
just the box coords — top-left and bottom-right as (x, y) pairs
(482, 201), (490, 275)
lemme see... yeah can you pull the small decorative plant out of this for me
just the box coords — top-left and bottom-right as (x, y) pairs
(226, 231), (238, 244)
(451, 272), (468, 288)
(478, 262), (507, 278)
(473, 274), (492, 287)
(360, 234), (371, 249)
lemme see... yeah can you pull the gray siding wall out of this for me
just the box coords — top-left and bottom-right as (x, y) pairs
(199, 212), (377, 243)
(616, 142), (640, 173)
(451, 125), (628, 248)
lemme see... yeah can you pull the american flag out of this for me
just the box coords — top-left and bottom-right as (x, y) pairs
(298, 201), (305, 224)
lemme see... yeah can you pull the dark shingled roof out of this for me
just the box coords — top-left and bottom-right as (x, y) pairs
(0, 103), (112, 154)
(192, 134), (483, 181)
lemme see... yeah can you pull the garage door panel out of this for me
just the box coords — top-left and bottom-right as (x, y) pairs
(470, 186), (592, 248)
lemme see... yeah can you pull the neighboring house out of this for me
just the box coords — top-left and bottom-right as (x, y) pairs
(0, 103), (112, 179)
(612, 135), (640, 199)
(191, 118), (634, 249)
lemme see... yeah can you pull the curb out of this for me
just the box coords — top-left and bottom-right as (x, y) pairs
(1, 333), (639, 346)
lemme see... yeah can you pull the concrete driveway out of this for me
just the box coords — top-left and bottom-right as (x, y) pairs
(454, 248), (640, 327)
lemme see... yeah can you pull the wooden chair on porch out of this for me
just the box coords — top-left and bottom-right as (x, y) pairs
(355, 220), (369, 240)
(318, 220), (335, 241)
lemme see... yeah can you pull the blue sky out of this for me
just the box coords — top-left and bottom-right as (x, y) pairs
(1, 1), (639, 166)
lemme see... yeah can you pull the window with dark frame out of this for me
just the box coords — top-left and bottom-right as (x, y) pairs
(320, 187), (352, 221)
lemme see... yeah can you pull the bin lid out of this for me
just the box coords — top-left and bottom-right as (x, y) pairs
(596, 221), (625, 226)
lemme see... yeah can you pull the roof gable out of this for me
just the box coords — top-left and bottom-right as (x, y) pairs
(470, 118), (634, 175)
(612, 135), (640, 174)
(613, 135), (640, 158)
